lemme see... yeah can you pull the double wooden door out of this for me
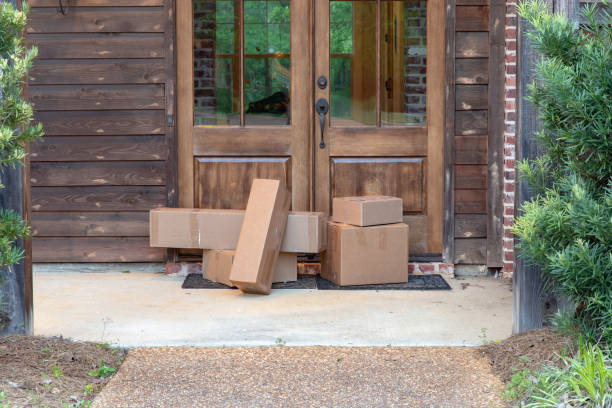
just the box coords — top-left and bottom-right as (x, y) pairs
(177, 0), (444, 256)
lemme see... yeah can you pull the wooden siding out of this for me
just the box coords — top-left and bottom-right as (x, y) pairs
(27, 0), (174, 262)
(453, 0), (492, 266)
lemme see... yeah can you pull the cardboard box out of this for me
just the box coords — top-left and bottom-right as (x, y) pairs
(204, 250), (297, 286)
(332, 196), (403, 226)
(321, 221), (409, 286)
(229, 179), (290, 294)
(150, 208), (326, 253)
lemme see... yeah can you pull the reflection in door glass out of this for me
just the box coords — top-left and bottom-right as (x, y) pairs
(330, 0), (376, 126)
(193, 0), (290, 126)
(381, 0), (427, 126)
(244, 0), (291, 126)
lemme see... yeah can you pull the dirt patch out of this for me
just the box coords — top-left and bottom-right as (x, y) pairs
(480, 328), (574, 382)
(0, 335), (125, 407)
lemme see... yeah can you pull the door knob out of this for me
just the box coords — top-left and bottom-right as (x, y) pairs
(315, 98), (329, 149)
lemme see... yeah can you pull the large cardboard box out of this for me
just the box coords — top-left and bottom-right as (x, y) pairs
(150, 208), (326, 253)
(204, 250), (297, 286)
(229, 179), (290, 294)
(332, 196), (403, 226)
(322, 221), (409, 286)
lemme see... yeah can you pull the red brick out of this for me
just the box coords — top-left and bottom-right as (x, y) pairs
(504, 251), (515, 262)
(503, 262), (514, 273)
(504, 229), (515, 239)
(505, 181), (515, 192)
(504, 206), (514, 216)
(506, 40), (516, 51)
(506, 76), (516, 87)
(503, 239), (514, 250)
(506, 135), (516, 144)
(408, 264), (417, 274)
(166, 263), (181, 274)
(420, 264), (435, 273)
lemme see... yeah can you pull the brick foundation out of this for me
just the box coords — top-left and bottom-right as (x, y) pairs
(503, 0), (518, 277)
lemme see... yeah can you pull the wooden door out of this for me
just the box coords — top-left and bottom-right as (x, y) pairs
(177, 0), (312, 212)
(314, 0), (445, 255)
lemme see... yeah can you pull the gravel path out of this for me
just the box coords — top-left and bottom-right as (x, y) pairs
(93, 346), (505, 407)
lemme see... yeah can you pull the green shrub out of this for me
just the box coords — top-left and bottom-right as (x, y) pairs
(514, 0), (612, 346)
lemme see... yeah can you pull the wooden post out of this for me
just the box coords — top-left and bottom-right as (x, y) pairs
(512, 0), (579, 333)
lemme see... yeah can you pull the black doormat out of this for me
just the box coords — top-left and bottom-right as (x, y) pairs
(182, 273), (450, 291)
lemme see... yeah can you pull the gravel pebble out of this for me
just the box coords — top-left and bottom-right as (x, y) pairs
(93, 346), (505, 408)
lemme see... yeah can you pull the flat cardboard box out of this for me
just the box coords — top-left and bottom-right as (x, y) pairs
(203, 250), (297, 286)
(321, 221), (409, 286)
(332, 196), (403, 226)
(229, 179), (290, 294)
(149, 208), (326, 253)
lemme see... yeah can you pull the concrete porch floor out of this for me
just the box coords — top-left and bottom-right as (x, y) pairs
(33, 270), (512, 347)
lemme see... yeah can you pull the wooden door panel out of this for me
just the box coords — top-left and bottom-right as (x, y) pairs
(331, 158), (425, 213)
(403, 214), (428, 255)
(195, 157), (291, 210)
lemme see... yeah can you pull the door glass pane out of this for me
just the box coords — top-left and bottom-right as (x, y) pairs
(330, 0), (377, 126)
(381, 0), (427, 126)
(244, 0), (291, 126)
(194, 0), (240, 125)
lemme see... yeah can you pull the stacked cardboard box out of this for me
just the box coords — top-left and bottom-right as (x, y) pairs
(322, 196), (409, 286)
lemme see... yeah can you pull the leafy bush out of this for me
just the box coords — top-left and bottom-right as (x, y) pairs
(0, 3), (42, 271)
(514, 0), (612, 346)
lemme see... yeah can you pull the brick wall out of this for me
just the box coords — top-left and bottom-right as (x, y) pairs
(503, 0), (518, 277)
(193, 0), (217, 124)
(404, 1), (427, 125)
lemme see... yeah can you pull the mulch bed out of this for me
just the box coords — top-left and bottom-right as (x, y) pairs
(480, 327), (574, 383)
(0, 335), (126, 408)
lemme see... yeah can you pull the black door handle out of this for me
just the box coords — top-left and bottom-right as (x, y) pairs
(316, 98), (329, 149)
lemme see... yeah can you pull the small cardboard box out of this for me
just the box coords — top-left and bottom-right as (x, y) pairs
(332, 196), (403, 226)
(203, 250), (297, 286)
(321, 221), (409, 286)
(149, 209), (326, 253)
(229, 179), (290, 294)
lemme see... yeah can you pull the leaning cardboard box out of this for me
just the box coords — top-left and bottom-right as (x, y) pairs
(322, 221), (409, 286)
(229, 179), (290, 295)
(150, 208), (326, 253)
(204, 250), (297, 287)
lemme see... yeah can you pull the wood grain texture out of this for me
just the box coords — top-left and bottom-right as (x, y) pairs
(31, 186), (166, 211)
(29, 0), (163, 6)
(32, 237), (166, 262)
(444, 0), (456, 263)
(404, 214), (428, 255)
(455, 189), (487, 213)
(456, 85), (488, 110)
(456, 6), (490, 31)
(455, 135), (487, 164)
(29, 136), (166, 162)
(455, 214), (487, 238)
(30, 85), (164, 110)
(456, 58), (489, 84)
(36, 110), (164, 135)
(27, 8), (164, 33)
(30, 161), (166, 186)
(455, 110), (488, 135)
(454, 238), (487, 263)
(195, 157), (291, 210)
(331, 158), (425, 213)
(29, 59), (165, 85)
(455, 165), (487, 189)
(29, 33), (164, 59)
(192, 127), (292, 156)
(456, 0), (489, 4)
(456, 32), (489, 57)
(329, 127), (428, 156)
(32, 212), (150, 237)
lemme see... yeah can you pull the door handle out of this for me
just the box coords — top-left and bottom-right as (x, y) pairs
(316, 98), (329, 149)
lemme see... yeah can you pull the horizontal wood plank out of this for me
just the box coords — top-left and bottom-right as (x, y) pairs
(32, 212), (150, 236)
(456, 85), (488, 110)
(29, 60), (165, 85)
(456, 6), (490, 31)
(30, 85), (164, 110)
(455, 214), (487, 238)
(454, 238), (487, 264)
(456, 32), (489, 58)
(33, 237), (165, 262)
(456, 59), (489, 84)
(28, 8), (164, 33)
(29, 34), (164, 59)
(192, 127), (291, 156)
(456, 110), (488, 135)
(35, 110), (165, 135)
(455, 135), (487, 164)
(31, 162), (166, 186)
(32, 186), (167, 211)
(455, 189), (487, 213)
(30, 0), (163, 6)
(456, 0), (489, 4)
(455, 164), (487, 189)
(30, 136), (167, 162)
(330, 127), (428, 156)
